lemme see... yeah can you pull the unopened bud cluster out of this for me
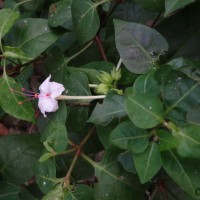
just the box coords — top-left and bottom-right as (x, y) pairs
(95, 68), (122, 95)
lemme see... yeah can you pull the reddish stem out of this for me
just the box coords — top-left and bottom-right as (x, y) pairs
(95, 35), (108, 61)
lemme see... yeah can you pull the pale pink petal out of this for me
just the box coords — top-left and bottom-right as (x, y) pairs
(39, 75), (51, 94)
(49, 82), (65, 98)
(38, 97), (58, 117)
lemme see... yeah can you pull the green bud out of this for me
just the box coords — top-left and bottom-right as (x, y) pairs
(112, 88), (123, 95)
(95, 83), (110, 95)
(98, 71), (113, 84)
(111, 68), (121, 81)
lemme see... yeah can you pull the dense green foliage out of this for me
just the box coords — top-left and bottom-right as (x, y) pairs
(0, 0), (200, 199)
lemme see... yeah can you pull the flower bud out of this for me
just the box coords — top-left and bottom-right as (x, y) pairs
(98, 71), (113, 84)
(112, 88), (123, 95)
(95, 83), (110, 95)
(111, 68), (121, 81)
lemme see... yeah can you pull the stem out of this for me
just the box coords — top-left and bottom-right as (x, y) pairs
(67, 41), (93, 63)
(56, 95), (106, 101)
(116, 58), (122, 71)
(55, 148), (76, 156)
(80, 126), (96, 148)
(95, 35), (107, 61)
(3, 58), (6, 76)
(150, 12), (162, 28)
(89, 84), (98, 88)
(63, 151), (80, 187)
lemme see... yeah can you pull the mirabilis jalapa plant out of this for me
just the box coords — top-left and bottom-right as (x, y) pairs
(0, 0), (200, 199)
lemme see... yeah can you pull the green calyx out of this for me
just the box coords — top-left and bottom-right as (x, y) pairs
(95, 69), (122, 95)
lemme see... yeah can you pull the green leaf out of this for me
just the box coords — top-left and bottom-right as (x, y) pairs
(173, 124), (200, 158)
(168, 57), (200, 81)
(114, 19), (168, 74)
(165, 0), (195, 17)
(0, 74), (35, 123)
(156, 130), (179, 151)
(68, 67), (100, 84)
(65, 72), (91, 96)
(40, 102), (68, 153)
(133, 143), (162, 184)
(118, 152), (136, 174)
(161, 151), (200, 199)
(133, 69), (160, 96)
(5, 18), (63, 59)
(126, 93), (164, 128)
(48, 0), (72, 29)
(135, 0), (165, 12)
(65, 185), (95, 200)
(88, 92), (127, 125)
(38, 153), (52, 162)
(0, 8), (20, 40)
(3, 46), (33, 61)
(187, 107), (200, 125)
(110, 120), (149, 153)
(41, 184), (66, 200)
(0, 182), (20, 200)
(88, 149), (144, 199)
(34, 159), (57, 194)
(0, 135), (42, 185)
(71, 0), (100, 44)
(67, 106), (88, 132)
(163, 72), (200, 115)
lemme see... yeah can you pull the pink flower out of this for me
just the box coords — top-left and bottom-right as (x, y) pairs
(38, 75), (65, 117)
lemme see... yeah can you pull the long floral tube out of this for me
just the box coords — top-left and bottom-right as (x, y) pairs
(56, 95), (106, 101)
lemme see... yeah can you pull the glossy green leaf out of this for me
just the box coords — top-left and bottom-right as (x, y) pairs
(96, 120), (119, 149)
(126, 93), (164, 128)
(110, 120), (149, 153)
(5, 18), (63, 59)
(168, 57), (200, 81)
(187, 107), (200, 125)
(114, 19), (168, 74)
(133, 143), (162, 183)
(34, 159), (57, 194)
(72, 0), (100, 44)
(161, 151), (200, 199)
(65, 185), (95, 200)
(41, 184), (67, 200)
(67, 106), (88, 132)
(165, 0), (195, 17)
(0, 135), (42, 185)
(0, 8), (19, 39)
(118, 152), (136, 174)
(173, 124), (200, 158)
(163, 72), (200, 115)
(135, 0), (165, 12)
(0, 182), (20, 200)
(3, 46), (33, 61)
(156, 130), (179, 151)
(48, 0), (72, 29)
(65, 72), (91, 96)
(88, 92), (127, 125)
(133, 69), (160, 96)
(90, 149), (144, 199)
(40, 102), (68, 153)
(0, 74), (35, 122)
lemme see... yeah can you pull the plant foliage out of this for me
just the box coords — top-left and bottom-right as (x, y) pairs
(0, 0), (200, 199)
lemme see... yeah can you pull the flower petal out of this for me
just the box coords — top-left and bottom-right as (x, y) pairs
(38, 97), (58, 117)
(39, 75), (51, 94)
(49, 82), (65, 98)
